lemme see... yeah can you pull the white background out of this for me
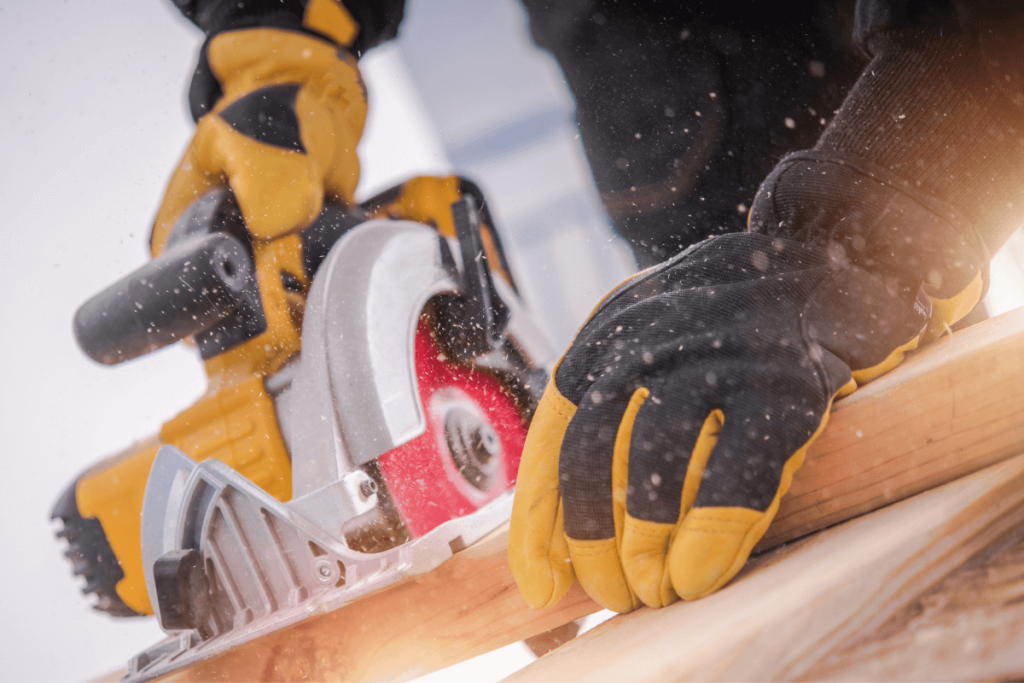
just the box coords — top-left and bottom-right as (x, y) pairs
(2, 3), (211, 680)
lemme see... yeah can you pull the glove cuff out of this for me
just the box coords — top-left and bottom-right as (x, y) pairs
(749, 150), (988, 305)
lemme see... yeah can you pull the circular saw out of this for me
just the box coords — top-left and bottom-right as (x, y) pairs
(51, 180), (552, 681)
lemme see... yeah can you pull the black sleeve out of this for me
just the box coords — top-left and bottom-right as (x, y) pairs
(814, 0), (1024, 254)
(852, 0), (957, 46)
(857, 1), (1024, 112)
(171, 0), (404, 53)
(518, 1), (867, 267)
(170, 0), (405, 119)
(520, 0), (1024, 266)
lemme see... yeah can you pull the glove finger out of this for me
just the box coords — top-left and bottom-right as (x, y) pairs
(151, 112), (325, 255)
(560, 378), (641, 613)
(207, 29), (364, 239)
(620, 398), (722, 608)
(211, 114), (324, 240)
(669, 389), (834, 600)
(508, 378), (577, 610)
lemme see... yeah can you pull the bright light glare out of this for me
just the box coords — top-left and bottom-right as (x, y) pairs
(983, 228), (1024, 317)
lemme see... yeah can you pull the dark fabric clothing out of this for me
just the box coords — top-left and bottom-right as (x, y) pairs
(171, 0), (1024, 267)
(519, 1), (865, 267)
(172, 0), (404, 54)
(814, 26), (1024, 257)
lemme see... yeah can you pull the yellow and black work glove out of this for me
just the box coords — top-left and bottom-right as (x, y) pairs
(509, 149), (988, 613)
(151, 25), (366, 254)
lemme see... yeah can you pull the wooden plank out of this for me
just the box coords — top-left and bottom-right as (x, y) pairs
(800, 508), (1024, 681)
(760, 306), (1024, 548)
(506, 453), (1024, 682)
(155, 308), (1024, 682)
(523, 621), (583, 658)
(160, 526), (598, 683)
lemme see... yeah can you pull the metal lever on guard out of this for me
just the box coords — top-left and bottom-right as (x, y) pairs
(441, 197), (511, 360)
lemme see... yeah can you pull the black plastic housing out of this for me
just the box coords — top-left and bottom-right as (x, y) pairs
(74, 232), (254, 365)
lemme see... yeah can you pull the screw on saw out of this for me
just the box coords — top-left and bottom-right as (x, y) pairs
(313, 559), (336, 585)
(358, 479), (378, 500)
(443, 407), (501, 491)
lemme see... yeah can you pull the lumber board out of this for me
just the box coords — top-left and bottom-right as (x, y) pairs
(506, 453), (1024, 682)
(159, 527), (599, 683)
(800, 508), (1024, 681)
(523, 622), (583, 658)
(152, 308), (1024, 682)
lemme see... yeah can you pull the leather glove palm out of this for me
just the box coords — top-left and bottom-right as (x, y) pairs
(151, 28), (366, 254)
(509, 154), (987, 613)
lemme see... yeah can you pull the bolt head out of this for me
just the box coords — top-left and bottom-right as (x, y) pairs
(313, 559), (335, 584)
(359, 479), (378, 499)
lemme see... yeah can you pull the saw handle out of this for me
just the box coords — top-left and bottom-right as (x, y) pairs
(74, 232), (255, 365)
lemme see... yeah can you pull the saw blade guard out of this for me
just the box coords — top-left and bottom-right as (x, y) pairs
(278, 218), (550, 528)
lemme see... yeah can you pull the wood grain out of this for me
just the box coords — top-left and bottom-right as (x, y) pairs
(800, 509), (1024, 681)
(507, 453), (1024, 682)
(152, 308), (1024, 682)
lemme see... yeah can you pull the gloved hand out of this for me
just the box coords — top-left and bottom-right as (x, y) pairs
(150, 27), (366, 254)
(508, 152), (987, 613)
(147, 24), (368, 379)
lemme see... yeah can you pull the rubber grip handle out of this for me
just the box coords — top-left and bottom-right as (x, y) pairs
(74, 233), (253, 365)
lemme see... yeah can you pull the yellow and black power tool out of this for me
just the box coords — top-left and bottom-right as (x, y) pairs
(52, 176), (552, 681)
